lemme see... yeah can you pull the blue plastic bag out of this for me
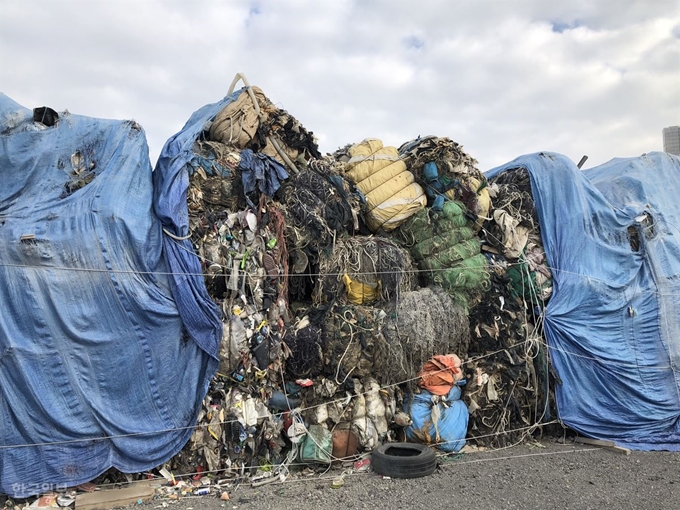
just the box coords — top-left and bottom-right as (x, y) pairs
(405, 386), (468, 453)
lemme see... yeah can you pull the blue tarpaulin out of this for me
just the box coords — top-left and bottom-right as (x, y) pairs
(487, 151), (680, 450)
(0, 93), (223, 497)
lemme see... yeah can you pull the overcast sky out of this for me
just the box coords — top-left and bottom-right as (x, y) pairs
(1, 0), (679, 171)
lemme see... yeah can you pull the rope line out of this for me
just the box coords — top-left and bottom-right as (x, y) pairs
(0, 260), (678, 298)
(0, 340), (544, 450)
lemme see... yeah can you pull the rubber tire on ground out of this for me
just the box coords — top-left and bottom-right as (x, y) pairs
(371, 442), (437, 478)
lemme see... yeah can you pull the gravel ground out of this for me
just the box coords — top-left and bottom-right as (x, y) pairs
(128, 440), (679, 510)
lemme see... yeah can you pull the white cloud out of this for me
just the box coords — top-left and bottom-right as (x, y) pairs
(1, 0), (678, 170)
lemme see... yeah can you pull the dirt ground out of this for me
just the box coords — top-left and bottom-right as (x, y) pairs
(125, 439), (680, 510)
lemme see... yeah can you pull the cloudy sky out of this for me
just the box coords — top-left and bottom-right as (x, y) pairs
(1, 0), (678, 171)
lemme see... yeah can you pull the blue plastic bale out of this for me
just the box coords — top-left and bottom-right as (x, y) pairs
(405, 386), (469, 453)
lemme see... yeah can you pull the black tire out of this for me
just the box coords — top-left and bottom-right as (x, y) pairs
(370, 442), (437, 478)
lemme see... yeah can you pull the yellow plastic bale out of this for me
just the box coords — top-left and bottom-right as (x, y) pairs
(353, 159), (406, 195)
(345, 139), (402, 184)
(345, 139), (426, 232)
(366, 183), (427, 232)
(365, 171), (415, 211)
(342, 274), (381, 305)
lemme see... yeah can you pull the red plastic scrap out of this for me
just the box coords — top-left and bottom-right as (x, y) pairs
(418, 354), (463, 395)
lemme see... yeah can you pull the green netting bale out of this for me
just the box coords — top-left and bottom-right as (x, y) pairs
(421, 237), (482, 270)
(411, 226), (476, 260)
(436, 200), (466, 219)
(396, 200), (468, 246)
(430, 254), (490, 291)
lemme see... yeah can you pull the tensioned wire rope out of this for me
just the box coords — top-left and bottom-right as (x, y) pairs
(3, 218), (668, 489)
(28, 439), (597, 494)
(2, 321), (660, 453)
(0, 255), (678, 298)
(0, 237), (675, 449)
(1, 237), (676, 371)
(3, 211), (680, 295)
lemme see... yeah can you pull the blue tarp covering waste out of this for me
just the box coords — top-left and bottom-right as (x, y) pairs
(0, 93), (221, 497)
(152, 87), (259, 358)
(488, 151), (680, 450)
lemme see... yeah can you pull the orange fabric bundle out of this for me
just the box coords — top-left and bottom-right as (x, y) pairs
(418, 354), (463, 395)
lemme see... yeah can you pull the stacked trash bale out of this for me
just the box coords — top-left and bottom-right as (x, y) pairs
(279, 156), (361, 304)
(167, 84), (324, 475)
(379, 285), (471, 388)
(399, 135), (491, 230)
(482, 168), (553, 305)
(394, 200), (490, 308)
(463, 167), (555, 447)
(337, 139), (427, 233)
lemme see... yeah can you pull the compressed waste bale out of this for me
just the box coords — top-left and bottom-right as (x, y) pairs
(169, 384), (283, 475)
(420, 237), (483, 269)
(188, 141), (241, 212)
(463, 169), (555, 447)
(398, 135), (490, 229)
(410, 225), (476, 259)
(187, 201), (288, 366)
(481, 167), (553, 306)
(281, 166), (356, 248)
(465, 264), (555, 448)
(280, 160), (362, 303)
(339, 139), (426, 232)
(183, 140), (293, 475)
(315, 236), (417, 305)
(378, 286), (470, 386)
(396, 201), (490, 307)
(321, 304), (387, 382)
(397, 200), (469, 245)
(294, 373), (400, 450)
(286, 302), (388, 385)
(209, 84), (320, 172)
(285, 321), (324, 378)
